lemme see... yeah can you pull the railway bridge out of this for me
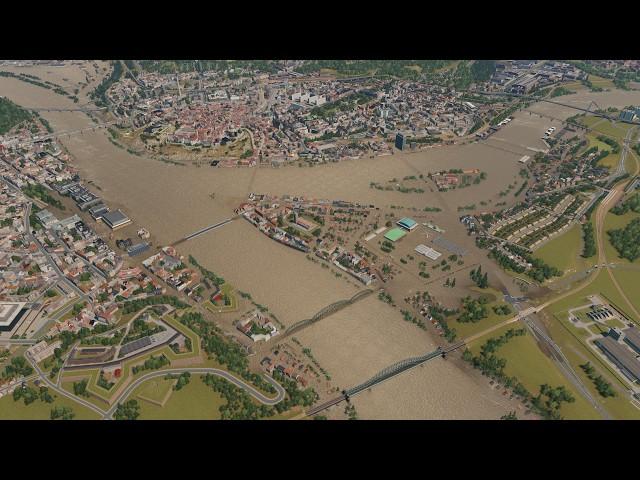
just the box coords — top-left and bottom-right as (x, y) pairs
(282, 289), (373, 339)
(306, 341), (466, 416)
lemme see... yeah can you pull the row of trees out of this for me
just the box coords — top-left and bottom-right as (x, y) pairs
(469, 265), (489, 288)
(50, 406), (75, 420)
(131, 354), (169, 375)
(581, 222), (596, 258)
(580, 362), (616, 398)
(22, 183), (65, 210)
(90, 60), (122, 107)
(119, 295), (188, 315)
(188, 255), (225, 286)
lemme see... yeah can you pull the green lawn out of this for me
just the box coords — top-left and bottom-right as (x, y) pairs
(581, 116), (634, 141)
(610, 268), (640, 316)
(533, 223), (590, 274)
(136, 377), (176, 404)
(0, 382), (101, 420)
(469, 324), (601, 419)
(132, 374), (225, 420)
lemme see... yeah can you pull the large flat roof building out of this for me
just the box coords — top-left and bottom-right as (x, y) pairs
(622, 327), (640, 355)
(102, 209), (132, 230)
(384, 228), (407, 242)
(0, 302), (27, 332)
(397, 217), (418, 231)
(414, 244), (442, 260)
(595, 336), (640, 384)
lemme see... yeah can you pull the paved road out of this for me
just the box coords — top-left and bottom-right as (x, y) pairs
(17, 195), (87, 299)
(464, 306), (538, 344)
(25, 349), (108, 418)
(103, 368), (286, 419)
(0, 338), (38, 346)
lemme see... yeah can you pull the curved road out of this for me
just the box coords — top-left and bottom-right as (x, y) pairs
(103, 368), (285, 419)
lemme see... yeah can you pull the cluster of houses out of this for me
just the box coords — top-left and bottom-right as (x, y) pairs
(315, 245), (376, 285)
(142, 246), (201, 296)
(103, 64), (513, 167)
(430, 168), (482, 191)
(235, 309), (279, 342)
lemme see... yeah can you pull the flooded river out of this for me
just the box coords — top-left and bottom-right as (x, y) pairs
(4, 70), (638, 418)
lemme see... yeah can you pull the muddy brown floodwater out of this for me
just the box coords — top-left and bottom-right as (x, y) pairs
(4, 68), (639, 418)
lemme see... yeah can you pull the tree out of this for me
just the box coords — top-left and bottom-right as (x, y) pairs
(51, 406), (75, 420)
(500, 411), (518, 420)
(114, 399), (140, 420)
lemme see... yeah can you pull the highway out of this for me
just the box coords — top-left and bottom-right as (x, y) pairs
(103, 368), (286, 419)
